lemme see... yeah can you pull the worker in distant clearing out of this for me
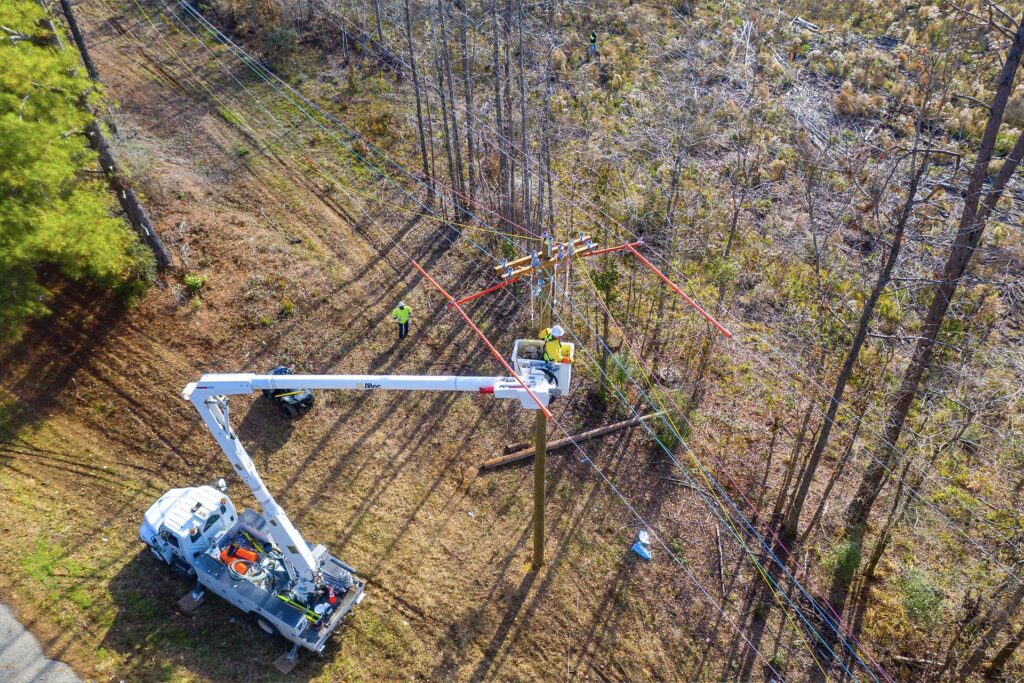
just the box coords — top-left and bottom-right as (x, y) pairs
(391, 301), (412, 341)
(588, 31), (598, 60)
(540, 324), (570, 363)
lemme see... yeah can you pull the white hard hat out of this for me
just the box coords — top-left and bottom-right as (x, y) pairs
(550, 325), (565, 338)
(399, 300), (407, 307)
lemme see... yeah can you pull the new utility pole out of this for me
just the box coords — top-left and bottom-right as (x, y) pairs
(464, 233), (726, 571)
(473, 233), (630, 571)
(533, 237), (554, 569)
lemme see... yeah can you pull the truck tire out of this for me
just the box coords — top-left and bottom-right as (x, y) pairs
(279, 402), (298, 419)
(253, 614), (280, 639)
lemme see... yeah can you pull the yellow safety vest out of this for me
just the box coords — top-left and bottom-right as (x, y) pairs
(539, 328), (564, 362)
(392, 305), (411, 324)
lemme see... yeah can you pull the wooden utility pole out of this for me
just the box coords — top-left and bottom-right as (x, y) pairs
(533, 237), (553, 569)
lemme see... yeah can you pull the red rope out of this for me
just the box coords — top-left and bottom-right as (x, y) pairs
(579, 241), (641, 258)
(449, 276), (522, 307)
(411, 260), (553, 418)
(626, 244), (732, 339)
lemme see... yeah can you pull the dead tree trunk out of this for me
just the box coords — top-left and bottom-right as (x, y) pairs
(457, 2), (476, 205)
(481, 412), (663, 468)
(959, 579), (1024, 681)
(502, 0), (515, 224)
(517, 0), (530, 225)
(59, 0), (97, 78)
(403, 0), (433, 202)
(85, 122), (171, 270)
(846, 20), (1024, 532)
(861, 458), (915, 580)
(492, 0), (508, 224)
(373, 0), (384, 44)
(983, 621), (1024, 681)
(798, 410), (865, 544)
(542, 0), (555, 233)
(428, 13), (458, 218)
(782, 146), (929, 542)
(436, 0), (466, 219)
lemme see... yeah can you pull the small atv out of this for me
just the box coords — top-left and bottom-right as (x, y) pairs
(261, 366), (315, 418)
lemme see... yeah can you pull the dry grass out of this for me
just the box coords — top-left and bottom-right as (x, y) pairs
(0, 4), (731, 681)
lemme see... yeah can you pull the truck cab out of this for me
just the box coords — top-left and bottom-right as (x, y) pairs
(139, 485), (238, 577)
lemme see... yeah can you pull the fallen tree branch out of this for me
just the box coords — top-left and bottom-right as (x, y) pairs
(715, 525), (726, 597)
(481, 412), (664, 469)
(659, 477), (702, 492)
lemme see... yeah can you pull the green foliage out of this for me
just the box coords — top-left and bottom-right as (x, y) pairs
(183, 273), (207, 295)
(0, 0), (145, 342)
(994, 129), (1019, 155)
(823, 538), (862, 584)
(218, 106), (242, 127)
(896, 569), (943, 627)
(767, 652), (786, 670)
(261, 26), (296, 67)
(278, 297), (295, 316)
(643, 388), (689, 450)
(590, 264), (620, 304)
(500, 238), (516, 260)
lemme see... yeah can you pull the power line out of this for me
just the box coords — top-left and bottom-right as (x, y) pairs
(104, 3), (797, 674)
(154, 6), (898, 674)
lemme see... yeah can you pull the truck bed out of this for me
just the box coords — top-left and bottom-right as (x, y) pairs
(193, 539), (364, 652)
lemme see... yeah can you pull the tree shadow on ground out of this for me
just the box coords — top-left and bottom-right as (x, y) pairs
(237, 394), (296, 466)
(102, 549), (340, 681)
(0, 283), (126, 443)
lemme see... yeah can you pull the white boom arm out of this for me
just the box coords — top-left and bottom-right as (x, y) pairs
(181, 367), (560, 598)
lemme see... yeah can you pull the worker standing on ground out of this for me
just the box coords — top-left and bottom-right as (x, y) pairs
(588, 31), (598, 61)
(391, 300), (412, 341)
(540, 325), (568, 363)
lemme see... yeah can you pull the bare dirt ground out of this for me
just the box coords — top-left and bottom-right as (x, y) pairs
(0, 2), (761, 682)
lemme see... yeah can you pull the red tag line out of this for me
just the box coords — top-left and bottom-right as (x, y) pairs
(581, 241), (641, 258)
(449, 276), (522, 307)
(411, 260), (553, 419)
(625, 244), (733, 339)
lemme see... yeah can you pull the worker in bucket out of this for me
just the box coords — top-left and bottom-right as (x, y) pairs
(540, 325), (570, 363)
(391, 300), (412, 340)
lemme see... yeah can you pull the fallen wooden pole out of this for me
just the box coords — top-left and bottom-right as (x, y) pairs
(481, 412), (664, 469)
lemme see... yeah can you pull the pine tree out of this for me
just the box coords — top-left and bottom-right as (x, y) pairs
(0, 0), (146, 342)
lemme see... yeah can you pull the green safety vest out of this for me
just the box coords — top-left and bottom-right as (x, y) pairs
(590, 32), (597, 45)
(392, 305), (411, 324)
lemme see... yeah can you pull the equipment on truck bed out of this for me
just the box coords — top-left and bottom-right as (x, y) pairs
(139, 339), (573, 671)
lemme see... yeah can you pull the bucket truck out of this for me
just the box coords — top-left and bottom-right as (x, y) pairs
(139, 339), (573, 669)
